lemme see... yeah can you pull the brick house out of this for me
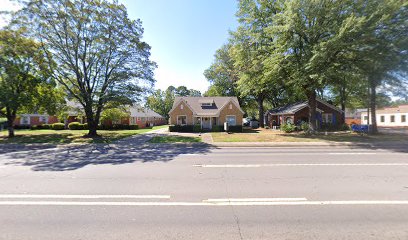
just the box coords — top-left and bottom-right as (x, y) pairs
(168, 96), (244, 130)
(14, 114), (59, 126)
(14, 104), (166, 129)
(264, 99), (344, 129)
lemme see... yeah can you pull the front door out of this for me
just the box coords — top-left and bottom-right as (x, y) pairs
(202, 117), (211, 129)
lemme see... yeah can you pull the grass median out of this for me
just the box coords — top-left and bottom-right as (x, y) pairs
(0, 125), (168, 144)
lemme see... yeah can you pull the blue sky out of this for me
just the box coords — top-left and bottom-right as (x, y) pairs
(0, 0), (238, 94)
(122, 0), (238, 93)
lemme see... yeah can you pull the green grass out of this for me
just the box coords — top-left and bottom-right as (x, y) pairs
(0, 125), (169, 144)
(212, 128), (408, 143)
(149, 135), (201, 143)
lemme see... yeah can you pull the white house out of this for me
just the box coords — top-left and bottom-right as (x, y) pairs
(361, 105), (408, 127)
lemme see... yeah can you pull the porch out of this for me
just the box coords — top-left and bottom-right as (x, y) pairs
(194, 116), (218, 130)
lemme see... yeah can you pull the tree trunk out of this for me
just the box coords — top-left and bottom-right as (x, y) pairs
(6, 115), (16, 138)
(369, 80), (378, 134)
(307, 90), (317, 133)
(340, 85), (346, 124)
(87, 120), (98, 137)
(257, 95), (265, 128)
(84, 104), (99, 137)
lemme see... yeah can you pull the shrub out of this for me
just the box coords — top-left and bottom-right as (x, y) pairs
(30, 125), (39, 130)
(193, 124), (201, 133)
(281, 123), (296, 133)
(14, 125), (30, 129)
(68, 122), (83, 130)
(42, 124), (51, 129)
(52, 123), (65, 130)
(228, 125), (243, 132)
(340, 123), (350, 131)
(300, 122), (309, 132)
(212, 125), (224, 132)
(129, 125), (139, 130)
(169, 125), (194, 132)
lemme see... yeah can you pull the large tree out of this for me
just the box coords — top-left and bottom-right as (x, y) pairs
(0, 29), (56, 137)
(13, 0), (156, 137)
(146, 85), (201, 119)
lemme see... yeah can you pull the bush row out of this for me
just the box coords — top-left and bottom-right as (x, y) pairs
(24, 123), (140, 131)
(168, 125), (242, 133)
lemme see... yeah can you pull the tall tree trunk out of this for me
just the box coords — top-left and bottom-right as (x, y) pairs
(84, 105), (98, 137)
(87, 120), (98, 137)
(7, 115), (16, 138)
(307, 90), (317, 133)
(340, 86), (346, 124)
(257, 94), (265, 128)
(369, 79), (378, 134)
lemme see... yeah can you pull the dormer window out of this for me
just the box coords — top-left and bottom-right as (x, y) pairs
(199, 99), (214, 107)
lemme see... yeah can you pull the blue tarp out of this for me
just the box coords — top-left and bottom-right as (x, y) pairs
(351, 124), (368, 133)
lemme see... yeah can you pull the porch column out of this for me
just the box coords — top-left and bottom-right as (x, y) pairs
(210, 117), (212, 129)
(200, 117), (202, 129)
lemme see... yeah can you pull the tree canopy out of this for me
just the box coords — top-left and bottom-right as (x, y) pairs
(12, 0), (156, 136)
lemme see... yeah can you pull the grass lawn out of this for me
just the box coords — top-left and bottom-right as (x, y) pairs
(149, 135), (201, 143)
(211, 128), (408, 143)
(0, 125), (169, 144)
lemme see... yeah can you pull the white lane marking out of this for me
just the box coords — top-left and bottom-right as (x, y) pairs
(203, 198), (307, 202)
(194, 163), (408, 168)
(0, 200), (408, 206)
(328, 153), (376, 155)
(0, 195), (171, 199)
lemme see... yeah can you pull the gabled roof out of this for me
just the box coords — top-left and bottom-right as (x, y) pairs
(129, 106), (164, 118)
(169, 96), (244, 116)
(266, 99), (342, 116)
(266, 102), (308, 115)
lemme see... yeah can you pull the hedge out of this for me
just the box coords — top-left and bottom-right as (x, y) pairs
(98, 124), (139, 130)
(228, 125), (243, 132)
(51, 123), (65, 130)
(169, 125), (243, 133)
(68, 122), (83, 130)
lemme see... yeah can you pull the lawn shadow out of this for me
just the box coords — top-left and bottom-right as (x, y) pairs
(2, 134), (215, 171)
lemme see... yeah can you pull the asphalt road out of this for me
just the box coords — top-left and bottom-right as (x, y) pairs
(0, 144), (407, 240)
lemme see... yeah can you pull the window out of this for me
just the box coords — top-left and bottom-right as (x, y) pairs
(364, 116), (368, 121)
(201, 103), (212, 107)
(380, 115), (385, 122)
(226, 115), (236, 126)
(180, 104), (184, 110)
(39, 116), (48, 123)
(130, 117), (137, 125)
(229, 104), (232, 109)
(322, 113), (333, 124)
(402, 115), (406, 123)
(177, 115), (187, 125)
(21, 116), (30, 125)
(390, 115), (395, 123)
(285, 117), (294, 124)
(196, 117), (201, 125)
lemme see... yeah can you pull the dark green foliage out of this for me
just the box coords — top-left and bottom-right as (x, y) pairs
(211, 125), (224, 132)
(51, 123), (65, 130)
(193, 125), (201, 133)
(42, 124), (51, 129)
(228, 125), (243, 133)
(168, 125), (194, 132)
(68, 122), (84, 130)
(129, 125), (139, 130)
